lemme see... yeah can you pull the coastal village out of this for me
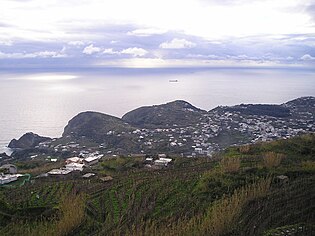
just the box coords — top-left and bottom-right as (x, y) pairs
(44, 98), (314, 158)
(0, 97), (314, 185)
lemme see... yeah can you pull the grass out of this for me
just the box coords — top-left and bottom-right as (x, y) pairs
(18, 160), (64, 175)
(0, 133), (314, 235)
(0, 193), (86, 236)
(263, 152), (284, 168)
(220, 156), (241, 173)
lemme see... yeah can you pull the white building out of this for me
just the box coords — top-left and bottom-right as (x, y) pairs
(154, 158), (172, 167)
(65, 163), (84, 171)
(84, 154), (103, 166)
(65, 157), (83, 164)
(47, 169), (72, 175)
(158, 154), (167, 158)
(0, 174), (18, 185)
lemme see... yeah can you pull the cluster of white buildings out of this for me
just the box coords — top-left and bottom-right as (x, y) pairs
(0, 174), (17, 185)
(48, 153), (103, 176)
(145, 154), (173, 168)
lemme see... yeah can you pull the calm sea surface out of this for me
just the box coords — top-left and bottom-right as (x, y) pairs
(1, 67), (315, 153)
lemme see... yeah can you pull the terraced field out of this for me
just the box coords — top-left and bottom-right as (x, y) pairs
(0, 134), (314, 236)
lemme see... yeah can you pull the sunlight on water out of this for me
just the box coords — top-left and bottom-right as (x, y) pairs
(8, 74), (78, 81)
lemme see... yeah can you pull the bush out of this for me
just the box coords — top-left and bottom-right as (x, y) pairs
(239, 145), (251, 154)
(301, 161), (315, 172)
(220, 157), (241, 173)
(263, 152), (284, 168)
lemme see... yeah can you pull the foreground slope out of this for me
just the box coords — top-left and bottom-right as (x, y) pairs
(1, 134), (314, 235)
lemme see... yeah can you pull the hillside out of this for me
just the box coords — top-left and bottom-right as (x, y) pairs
(223, 104), (291, 117)
(60, 111), (140, 153)
(8, 96), (315, 159)
(1, 134), (314, 235)
(63, 111), (135, 139)
(122, 100), (207, 128)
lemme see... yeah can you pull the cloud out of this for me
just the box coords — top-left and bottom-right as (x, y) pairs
(127, 28), (167, 37)
(0, 50), (66, 59)
(1, 0), (314, 44)
(159, 38), (196, 49)
(97, 57), (284, 68)
(82, 44), (101, 55)
(300, 54), (315, 60)
(306, 4), (315, 21)
(103, 48), (120, 55)
(0, 40), (13, 46)
(186, 54), (221, 59)
(121, 47), (148, 57)
(68, 41), (85, 46)
(35, 51), (66, 58)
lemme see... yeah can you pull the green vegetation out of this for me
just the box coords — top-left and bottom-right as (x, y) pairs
(1, 134), (314, 235)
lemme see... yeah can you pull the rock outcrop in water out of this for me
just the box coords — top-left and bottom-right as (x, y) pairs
(8, 132), (51, 149)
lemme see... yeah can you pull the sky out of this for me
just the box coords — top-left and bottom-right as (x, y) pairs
(1, 0), (315, 69)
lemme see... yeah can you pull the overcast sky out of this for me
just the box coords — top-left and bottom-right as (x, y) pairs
(1, 0), (315, 68)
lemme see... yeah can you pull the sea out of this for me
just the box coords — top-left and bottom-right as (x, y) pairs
(1, 67), (315, 154)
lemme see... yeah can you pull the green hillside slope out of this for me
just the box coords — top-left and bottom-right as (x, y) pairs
(1, 134), (314, 236)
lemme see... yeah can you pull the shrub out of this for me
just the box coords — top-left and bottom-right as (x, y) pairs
(220, 157), (241, 173)
(239, 145), (251, 154)
(301, 161), (315, 172)
(263, 152), (284, 168)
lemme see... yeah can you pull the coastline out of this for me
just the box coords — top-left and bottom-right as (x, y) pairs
(0, 143), (13, 156)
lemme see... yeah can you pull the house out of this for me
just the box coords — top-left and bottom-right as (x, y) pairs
(0, 174), (18, 185)
(65, 163), (84, 171)
(153, 156), (173, 167)
(100, 176), (113, 182)
(47, 169), (72, 175)
(154, 160), (168, 167)
(82, 173), (95, 178)
(159, 158), (172, 163)
(144, 158), (154, 164)
(158, 154), (167, 158)
(0, 164), (17, 174)
(65, 157), (83, 164)
(84, 155), (102, 166)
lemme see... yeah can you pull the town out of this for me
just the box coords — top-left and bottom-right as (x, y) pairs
(33, 97), (314, 158)
(0, 96), (314, 184)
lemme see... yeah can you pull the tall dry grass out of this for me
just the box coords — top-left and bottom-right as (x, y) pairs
(239, 145), (251, 154)
(52, 193), (86, 235)
(220, 157), (241, 173)
(263, 152), (284, 168)
(2, 193), (86, 236)
(301, 161), (315, 172)
(124, 177), (272, 236)
(19, 161), (64, 175)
